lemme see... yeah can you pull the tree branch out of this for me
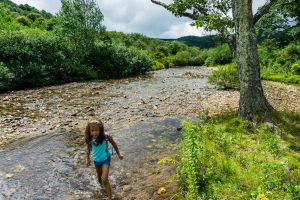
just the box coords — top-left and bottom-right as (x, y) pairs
(253, 0), (279, 24)
(150, 0), (199, 20)
(150, 0), (169, 9)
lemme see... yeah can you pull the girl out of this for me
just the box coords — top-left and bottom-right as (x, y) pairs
(85, 118), (123, 200)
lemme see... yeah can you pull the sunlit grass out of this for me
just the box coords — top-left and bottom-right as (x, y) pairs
(177, 111), (300, 200)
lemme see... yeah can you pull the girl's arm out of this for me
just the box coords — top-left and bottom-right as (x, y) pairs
(86, 145), (91, 166)
(107, 135), (123, 160)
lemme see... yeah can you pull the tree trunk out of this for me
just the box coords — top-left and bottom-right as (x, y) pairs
(233, 0), (273, 120)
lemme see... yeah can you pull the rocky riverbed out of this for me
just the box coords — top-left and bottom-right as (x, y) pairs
(0, 67), (216, 199)
(1, 66), (299, 200)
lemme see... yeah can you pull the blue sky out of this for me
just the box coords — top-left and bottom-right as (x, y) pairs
(11, 0), (266, 39)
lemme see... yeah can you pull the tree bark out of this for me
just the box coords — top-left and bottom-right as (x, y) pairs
(233, 0), (273, 120)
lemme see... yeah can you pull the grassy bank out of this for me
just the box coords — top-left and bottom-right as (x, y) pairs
(208, 41), (300, 89)
(177, 112), (300, 199)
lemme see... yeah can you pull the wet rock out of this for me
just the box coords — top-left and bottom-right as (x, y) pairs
(3, 96), (10, 101)
(14, 166), (25, 173)
(141, 99), (148, 104)
(176, 127), (183, 131)
(5, 173), (14, 178)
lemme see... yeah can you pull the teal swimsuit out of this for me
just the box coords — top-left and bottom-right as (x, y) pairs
(91, 138), (111, 166)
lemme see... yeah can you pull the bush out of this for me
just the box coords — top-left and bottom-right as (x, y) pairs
(261, 70), (300, 85)
(0, 63), (14, 92)
(88, 43), (154, 78)
(205, 44), (233, 66)
(0, 30), (69, 68)
(208, 64), (240, 89)
(257, 41), (300, 85)
(16, 15), (31, 26)
(0, 29), (97, 90)
(291, 61), (300, 75)
(152, 61), (165, 70)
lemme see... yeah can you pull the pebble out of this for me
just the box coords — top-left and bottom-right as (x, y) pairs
(157, 187), (166, 195)
(122, 185), (132, 192)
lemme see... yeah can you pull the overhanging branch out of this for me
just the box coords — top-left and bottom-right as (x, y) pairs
(150, 0), (199, 20)
(253, 0), (279, 24)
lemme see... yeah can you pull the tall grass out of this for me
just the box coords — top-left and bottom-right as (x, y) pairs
(177, 112), (300, 199)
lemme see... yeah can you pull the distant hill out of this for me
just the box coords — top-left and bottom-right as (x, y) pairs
(0, 0), (53, 19)
(162, 31), (291, 49)
(162, 35), (217, 49)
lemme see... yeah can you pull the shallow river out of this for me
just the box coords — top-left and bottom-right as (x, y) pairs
(0, 67), (216, 199)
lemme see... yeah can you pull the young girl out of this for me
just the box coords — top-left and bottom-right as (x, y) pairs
(85, 118), (123, 200)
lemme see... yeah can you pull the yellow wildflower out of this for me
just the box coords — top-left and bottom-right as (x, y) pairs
(257, 193), (269, 200)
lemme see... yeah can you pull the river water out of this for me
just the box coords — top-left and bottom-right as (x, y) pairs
(0, 67), (216, 199)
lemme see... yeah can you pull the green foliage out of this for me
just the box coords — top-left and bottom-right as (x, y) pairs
(56, 0), (105, 62)
(0, 1), (54, 30)
(26, 12), (42, 21)
(88, 43), (154, 78)
(0, 29), (96, 90)
(152, 61), (164, 70)
(258, 41), (300, 85)
(208, 63), (239, 89)
(261, 71), (300, 85)
(15, 15), (31, 26)
(257, 0), (300, 40)
(178, 112), (300, 199)
(204, 44), (233, 66)
(0, 62), (14, 92)
(106, 31), (207, 68)
(291, 61), (300, 75)
(163, 35), (217, 49)
(168, 0), (233, 32)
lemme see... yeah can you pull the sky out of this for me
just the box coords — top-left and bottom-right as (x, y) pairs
(11, 0), (266, 39)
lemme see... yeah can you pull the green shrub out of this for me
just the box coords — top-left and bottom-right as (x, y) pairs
(268, 42), (300, 72)
(27, 12), (42, 21)
(0, 29), (97, 90)
(16, 15), (31, 26)
(208, 64), (240, 89)
(88, 43), (154, 78)
(0, 30), (69, 68)
(0, 62), (14, 92)
(161, 56), (175, 68)
(291, 61), (300, 75)
(261, 70), (300, 85)
(152, 61), (165, 70)
(205, 44), (233, 66)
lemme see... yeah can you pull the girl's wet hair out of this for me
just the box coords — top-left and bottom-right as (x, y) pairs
(85, 118), (105, 149)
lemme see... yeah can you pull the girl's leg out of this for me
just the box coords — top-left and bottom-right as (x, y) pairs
(101, 165), (112, 200)
(95, 166), (103, 187)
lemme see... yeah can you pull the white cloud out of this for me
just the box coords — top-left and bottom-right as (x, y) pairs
(10, 0), (267, 39)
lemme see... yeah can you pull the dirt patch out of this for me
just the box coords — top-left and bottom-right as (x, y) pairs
(194, 81), (300, 115)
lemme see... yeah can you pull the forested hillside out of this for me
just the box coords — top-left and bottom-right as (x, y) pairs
(162, 35), (217, 48)
(0, 0), (223, 92)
